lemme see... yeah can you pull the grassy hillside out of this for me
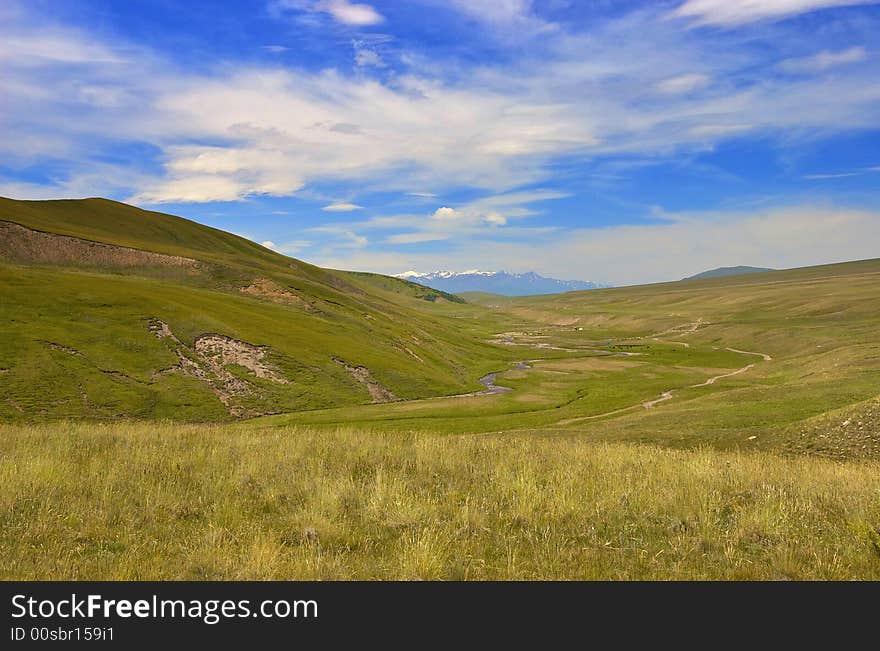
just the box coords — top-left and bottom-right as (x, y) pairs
(2, 421), (878, 580)
(0, 196), (297, 269)
(0, 197), (513, 421)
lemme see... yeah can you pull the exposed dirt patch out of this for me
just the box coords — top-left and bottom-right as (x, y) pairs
(194, 334), (288, 383)
(333, 358), (398, 403)
(44, 341), (82, 356)
(148, 319), (179, 342)
(403, 346), (424, 363)
(0, 220), (199, 269)
(240, 278), (314, 310)
(150, 319), (289, 417)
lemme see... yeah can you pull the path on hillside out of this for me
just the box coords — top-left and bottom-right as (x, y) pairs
(553, 319), (773, 426)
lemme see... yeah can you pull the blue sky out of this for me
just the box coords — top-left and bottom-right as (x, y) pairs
(1, 0), (879, 284)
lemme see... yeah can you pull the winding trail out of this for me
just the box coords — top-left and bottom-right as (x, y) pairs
(725, 347), (773, 361)
(551, 318), (774, 426)
(440, 319), (773, 427)
(689, 363), (755, 388)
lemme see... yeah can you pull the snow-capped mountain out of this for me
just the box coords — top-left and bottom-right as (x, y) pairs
(395, 270), (608, 296)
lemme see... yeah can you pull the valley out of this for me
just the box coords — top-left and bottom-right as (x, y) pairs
(1, 197), (879, 579)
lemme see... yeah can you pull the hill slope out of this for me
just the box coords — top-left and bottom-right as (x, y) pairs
(0, 197), (510, 421)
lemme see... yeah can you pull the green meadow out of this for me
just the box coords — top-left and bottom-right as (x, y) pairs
(1, 197), (879, 579)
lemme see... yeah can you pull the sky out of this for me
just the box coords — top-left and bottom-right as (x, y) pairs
(1, 0), (879, 285)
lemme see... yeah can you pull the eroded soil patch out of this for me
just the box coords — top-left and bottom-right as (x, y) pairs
(333, 358), (398, 403)
(150, 319), (288, 417)
(0, 220), (199, 269)
(239, 278), (315, 310)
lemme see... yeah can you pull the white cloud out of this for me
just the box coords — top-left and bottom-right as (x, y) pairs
(278, 239), (313, 254)
(262, 45), (289, 54)
(354, 44), (384, 67)
(343, 231), (368, 247)
(432, 206), (459, 220)
(0, 32), (125, 64)
(322, 202), (363, 211)
(656, 73), (710, 94)
(320, 0), (383, 25)
(274, 0), (383, 26)
(778, 46), (868, 73)
(805, 172), (862, 179)
(443, 0), (555, 37)
(261, 240), (278, 249)
(671, 0), (879, 27)
(131, 174), (251, 204)
(484, 211), (507, 226)
(805, 165), (880, 179)
(386, 232), (451, 244)
(120, 66), (596, 202)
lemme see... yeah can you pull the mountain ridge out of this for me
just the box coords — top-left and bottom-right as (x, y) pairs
(683, 265), (775, 281)
(395, 269), (607, 296)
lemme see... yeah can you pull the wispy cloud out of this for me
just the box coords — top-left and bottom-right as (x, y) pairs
(278, 239), (313, 254)
(655, 73), (710, 94)
(353, 41), (385, 67)
(386, 232), (451, 244)
(322, 202), (364, 212)
(778, 46), (868, 73)
(271, 0), (384, 26)
(671, 0), (879, 27)
(805, 165), (880, 179)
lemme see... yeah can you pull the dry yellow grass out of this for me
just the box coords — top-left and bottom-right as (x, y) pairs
(2, 421), (878, 580)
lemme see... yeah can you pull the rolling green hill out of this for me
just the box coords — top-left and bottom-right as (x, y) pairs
(0, 197), (511, 422)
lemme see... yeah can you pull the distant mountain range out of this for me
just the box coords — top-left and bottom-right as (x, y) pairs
(683, 266), (775, 281)
(395, 270), (607, 296)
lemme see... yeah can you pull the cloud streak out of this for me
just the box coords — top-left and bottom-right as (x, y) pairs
(271, 0), (384, 26)
(671, 0), (879, 27)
